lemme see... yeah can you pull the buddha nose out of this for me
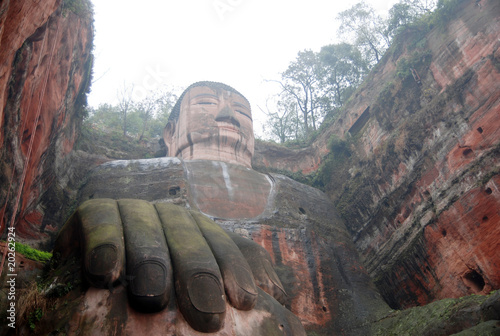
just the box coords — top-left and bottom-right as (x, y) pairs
(215, 105), (240, 128)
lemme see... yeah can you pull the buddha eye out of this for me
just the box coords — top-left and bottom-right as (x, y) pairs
(197, 101), (217, 105)
(236, 110), (252, 121)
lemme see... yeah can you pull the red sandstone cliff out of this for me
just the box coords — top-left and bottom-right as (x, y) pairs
(254, 0), (499, 309)
(0, 0), (94, 245)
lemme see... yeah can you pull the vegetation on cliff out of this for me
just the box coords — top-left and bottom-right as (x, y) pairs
(273, 0), (478, 191)
(262, 0), (446, 144)
(13, 242), (52, 263)
(75, 88), (178, 159)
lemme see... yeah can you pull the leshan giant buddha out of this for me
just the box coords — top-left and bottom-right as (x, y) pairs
(52, 82), (389, 335)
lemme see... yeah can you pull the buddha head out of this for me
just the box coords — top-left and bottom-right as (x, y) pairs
(163, 82), (254, 167)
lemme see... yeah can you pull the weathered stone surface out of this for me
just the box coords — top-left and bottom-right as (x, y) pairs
(481, 290), (500, 322)
(184, 160), (272, 219)
(0, 0), (93, 246)
(253, 141), (321, 175)
(78, 157), (188, 205)
(453, 321), (500, 336)
(71, 158), (389, 335)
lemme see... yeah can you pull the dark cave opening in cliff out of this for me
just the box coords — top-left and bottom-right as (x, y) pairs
(169, 186), (180, 196)
(462, 148), (473, 157)
(463, 269), (485, 292)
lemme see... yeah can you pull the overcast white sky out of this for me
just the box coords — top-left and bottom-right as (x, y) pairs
(88, 0), (397, 136)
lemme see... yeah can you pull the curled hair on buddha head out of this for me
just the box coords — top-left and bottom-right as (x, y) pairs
(168, 81), (250, 122)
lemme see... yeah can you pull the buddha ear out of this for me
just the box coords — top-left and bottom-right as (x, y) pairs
(163, 121), (176, 156)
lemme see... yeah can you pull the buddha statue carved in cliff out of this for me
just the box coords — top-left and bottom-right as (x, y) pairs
(54, 82), (304, 335)
(53, 82), (387, 335)
(163, 82), (271, 220)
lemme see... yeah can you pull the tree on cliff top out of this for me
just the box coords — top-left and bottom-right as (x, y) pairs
(261, 93), (304, 144)
(387, 0), (437, 38)
(319, 43), (369, 109)
(117, 84), (134, 137)
(337, 2), (390, 65)
(265, 44), (367, 144)
(275, 50), (328, 136)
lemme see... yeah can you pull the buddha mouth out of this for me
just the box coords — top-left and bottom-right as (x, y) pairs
(217, 119), (241, 134)
(215, 115), (240, 128)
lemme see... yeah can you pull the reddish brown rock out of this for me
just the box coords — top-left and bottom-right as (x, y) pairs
(0, 0), (93, 244)
(424, 176), (500, 299)
(253, 141), (322, 175)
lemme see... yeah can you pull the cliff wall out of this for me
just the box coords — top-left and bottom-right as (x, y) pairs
(254, 0), (499, 309)
(0, 0), (94, 246)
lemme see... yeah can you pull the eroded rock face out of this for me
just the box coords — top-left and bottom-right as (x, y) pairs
(343, 0), (500, 309)
(253, 0), (500, 309)
(0, 0), (94, 245)
(253, 141), (322, 175)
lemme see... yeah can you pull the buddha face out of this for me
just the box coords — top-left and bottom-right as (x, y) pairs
(164, 85), (254, 167)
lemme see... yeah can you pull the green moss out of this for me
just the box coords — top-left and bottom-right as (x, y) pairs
(255, 134), (355, 192)
(14, 242), (52, 263)
(372, 82), (396, 131)
(75, 53), (94, 114)
(335, 174), (368, 222)
(308, 135), (353, 190)
(372, 291), (495, 335)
